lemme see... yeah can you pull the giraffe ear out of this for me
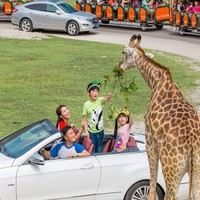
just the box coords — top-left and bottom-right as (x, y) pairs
(145, 53), (154, 59)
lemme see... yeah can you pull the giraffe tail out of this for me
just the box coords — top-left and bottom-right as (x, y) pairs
(188, 146), (194, 200)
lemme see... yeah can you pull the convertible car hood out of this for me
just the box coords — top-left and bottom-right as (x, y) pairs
(0, 153), (15, 169)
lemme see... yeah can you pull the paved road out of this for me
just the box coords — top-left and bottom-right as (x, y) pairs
(1, 21), (200, 60)
(51, 24), (200, 61)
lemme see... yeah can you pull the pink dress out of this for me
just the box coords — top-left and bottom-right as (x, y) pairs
(114, 124), (132, 152)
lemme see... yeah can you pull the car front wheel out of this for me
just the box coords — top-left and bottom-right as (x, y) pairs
(67, 21), (79, 36)
(124, 180), (164, 200)
(20, 18), (33, 32)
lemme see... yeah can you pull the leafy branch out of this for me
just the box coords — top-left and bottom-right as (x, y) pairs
(104, 66), (137, 119)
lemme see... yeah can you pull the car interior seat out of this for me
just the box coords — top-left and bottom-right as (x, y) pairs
(82, 137), (94, 154)
(127, 136), (137, 147)
(102, 138), (116, 153)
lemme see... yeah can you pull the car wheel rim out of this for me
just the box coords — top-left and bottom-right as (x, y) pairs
(131, 186), (159, 200)
(68, 24), (76, 35)
(22, 21), (30, 32)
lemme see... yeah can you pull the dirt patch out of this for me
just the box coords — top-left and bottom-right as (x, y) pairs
(0, 28), (48, 40)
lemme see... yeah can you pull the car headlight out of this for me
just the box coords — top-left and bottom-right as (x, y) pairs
(76, 17), (90, 22)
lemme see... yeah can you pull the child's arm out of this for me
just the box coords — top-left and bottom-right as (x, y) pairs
(102, 93), (112, 103)
(129, 113), (134, 129)
(72, 126), (84, 141)
(41, 149), (51, 159)
(82, 116), (89, 138)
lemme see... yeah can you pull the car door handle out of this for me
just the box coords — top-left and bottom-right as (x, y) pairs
(80, 163), (94, 169)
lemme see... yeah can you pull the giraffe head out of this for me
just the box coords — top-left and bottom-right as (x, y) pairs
(118, 35), (154, 72)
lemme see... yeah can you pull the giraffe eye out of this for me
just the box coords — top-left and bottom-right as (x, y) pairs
(122, 51), (125, 54)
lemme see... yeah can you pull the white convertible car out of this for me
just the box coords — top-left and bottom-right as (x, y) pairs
(0, 119), (189, 200)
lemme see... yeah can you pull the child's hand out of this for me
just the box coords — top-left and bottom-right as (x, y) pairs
(85, 130), (90, 138)
(71, 123), (75, 127)
(130, 113), (134, 121)
(103, 93), (112, 103)
(107, 93), (112, 98)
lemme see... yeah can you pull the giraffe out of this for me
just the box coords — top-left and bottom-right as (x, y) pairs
(118, 35), (200, 200)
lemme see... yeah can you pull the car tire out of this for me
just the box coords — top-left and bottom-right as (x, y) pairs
(67, 21), (79, 36)
(101, 19), (110, 24)
(155, 24), (163, 30)
(20, 18), (33, 32)
(124, 180), (164, 200)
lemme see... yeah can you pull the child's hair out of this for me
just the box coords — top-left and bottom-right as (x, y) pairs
(113, 113), (130, 138)
(56, 104), (67, 128)
(87, 80), (101, 92)
(61, 125), (72, 136)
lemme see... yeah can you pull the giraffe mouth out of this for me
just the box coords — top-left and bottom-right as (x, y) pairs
(114, 66), (124, 77)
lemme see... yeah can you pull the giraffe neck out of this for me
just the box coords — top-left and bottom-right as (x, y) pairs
(135, 48), (172, 91)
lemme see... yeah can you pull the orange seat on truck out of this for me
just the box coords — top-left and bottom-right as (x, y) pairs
(85, 4), (92, 13)
(96, 5), (102, 19)
(191, 13), (197, 29)
(76, 3), (81, 11)
(139, 7), (147, 22)
(117, 6), (124, 21)
(155, 6), (170, 22)
(4, 1), (12, 15)
(128, 7), (135, 22)
(183, 12), (189, 27)
(175, 11), (181, 26)
(106, 5), (113, 20)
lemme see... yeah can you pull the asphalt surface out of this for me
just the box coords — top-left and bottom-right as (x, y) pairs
(52, 24), (200, 61)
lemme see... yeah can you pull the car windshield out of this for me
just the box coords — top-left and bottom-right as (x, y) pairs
(57, 2), (77, 13)
(0, 119), (58, 159)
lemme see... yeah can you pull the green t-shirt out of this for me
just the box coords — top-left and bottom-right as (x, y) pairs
(83, 97), (104, 133)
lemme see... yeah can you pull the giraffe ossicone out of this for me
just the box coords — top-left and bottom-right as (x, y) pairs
(119, 35), (200, 200)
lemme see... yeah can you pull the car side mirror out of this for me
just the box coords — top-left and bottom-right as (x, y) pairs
(28, 152), (44, 165)
(56, 10), (62, 15)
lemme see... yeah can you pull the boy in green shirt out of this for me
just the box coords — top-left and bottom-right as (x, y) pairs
(82, 80), (112, 153)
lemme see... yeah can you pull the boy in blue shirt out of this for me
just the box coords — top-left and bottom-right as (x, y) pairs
(42, 126), (90, 159)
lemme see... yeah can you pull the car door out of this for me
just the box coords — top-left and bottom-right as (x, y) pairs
(44, 4), (67, 30)
(95, 152), (150, 200)
(25, 3), (46, 28)
(16, 155), (101, 200)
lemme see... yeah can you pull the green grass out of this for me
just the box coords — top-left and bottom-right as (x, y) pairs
(0, 37), (199, 138)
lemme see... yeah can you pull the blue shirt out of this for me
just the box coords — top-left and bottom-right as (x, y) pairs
(142, 0), (148, 9)
(50, 142), (85, 159)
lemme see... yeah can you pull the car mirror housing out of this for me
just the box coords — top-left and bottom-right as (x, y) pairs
(28, 152), (45, 165)
(56, 10), (62, 15)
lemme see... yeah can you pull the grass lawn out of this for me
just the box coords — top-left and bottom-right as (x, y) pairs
(0, 37), (199, 138)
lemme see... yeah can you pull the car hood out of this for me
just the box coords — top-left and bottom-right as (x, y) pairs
(0, 153), (15, 169)
(71, 11), (96, 18)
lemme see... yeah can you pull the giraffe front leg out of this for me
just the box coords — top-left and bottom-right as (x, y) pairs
(145, 132), (159, 200)
(191, 157), (200, 200)
(161, 154), (186, 200)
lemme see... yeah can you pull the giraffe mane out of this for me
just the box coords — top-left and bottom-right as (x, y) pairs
(138, 46), (173, 80)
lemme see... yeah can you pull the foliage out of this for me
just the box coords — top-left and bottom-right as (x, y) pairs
(104, 66), (137, 119)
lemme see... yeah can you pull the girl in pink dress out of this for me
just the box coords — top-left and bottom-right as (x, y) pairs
(112, 109), (134, 152)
